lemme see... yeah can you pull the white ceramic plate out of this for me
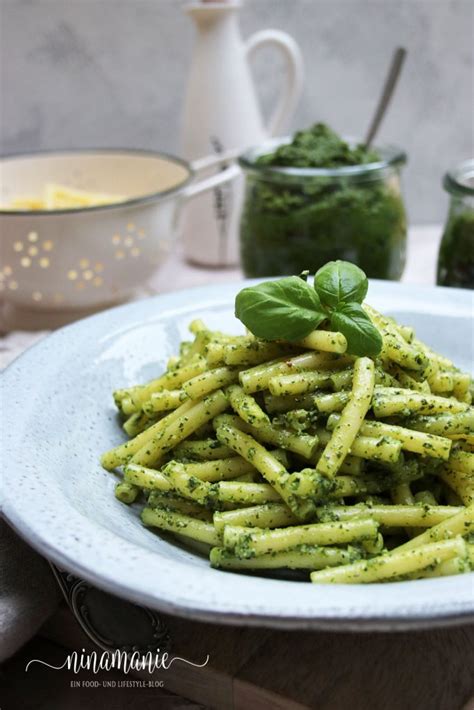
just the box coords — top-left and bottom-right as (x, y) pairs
(2, 280), (473, 630)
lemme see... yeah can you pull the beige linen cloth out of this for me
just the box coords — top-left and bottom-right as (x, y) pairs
(1, 330), (61, 661)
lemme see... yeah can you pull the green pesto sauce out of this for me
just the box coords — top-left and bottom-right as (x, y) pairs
(240, 123), (407, 280)
(256, 123), (380, 169)
(437, 209), (474, 288)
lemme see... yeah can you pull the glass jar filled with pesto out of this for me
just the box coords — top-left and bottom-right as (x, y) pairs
(239, 123), (407, 279)
(437, 159), (474, 289)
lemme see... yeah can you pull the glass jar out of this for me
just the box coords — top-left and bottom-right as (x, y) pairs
(239, 138), (407, 279)
(437, 160), (474, 289)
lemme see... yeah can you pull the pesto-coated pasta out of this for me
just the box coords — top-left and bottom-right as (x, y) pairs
(116, 356), (207, 413)
(268, 371), (333, 396)
(142, 507), (220, 546)
(174, 456), (258, 482)
(210, 545), (356, 570)
(297, 329), (348, 353)
(101, 398), (196, 470)
(183, 366), (239, 400)
(227, 384), (270, 426)
(173, 438), (237, 461)
(239, 351), (348, 394)
(372, 387), (470, 418)
(147, 492), (212, 520)
(316, 358), (375, 478)
(114, 481), (140, 504)
(326, 414), (452, 460)
(315, 503), (463, 527)
(131, 389), (229, 467)
(223, 517), (379, 558)
(214, 415), (315, 519)
(438, 467), (474, 506)
(103, 305), (473, 584)
(310, 538), (466, 584)
(142, 389), (187, 415)
(213, 503), (298, 534)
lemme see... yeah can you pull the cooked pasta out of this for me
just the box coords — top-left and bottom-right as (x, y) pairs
(102, 303), (473, 584)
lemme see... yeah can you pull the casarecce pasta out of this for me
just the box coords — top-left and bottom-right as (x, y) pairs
(101, 308), (474, 584)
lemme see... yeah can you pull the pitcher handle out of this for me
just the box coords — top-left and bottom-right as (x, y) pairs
(245, 29), (304, 137)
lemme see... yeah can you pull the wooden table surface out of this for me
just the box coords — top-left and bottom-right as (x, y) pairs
(2, 224), (473, 710)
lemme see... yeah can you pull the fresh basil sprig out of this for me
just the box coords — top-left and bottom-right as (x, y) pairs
(234, 276), (326, 342)
(314, 260), (368, 307)
(235, 260), (382, 357)
(330, 301), (382, 356)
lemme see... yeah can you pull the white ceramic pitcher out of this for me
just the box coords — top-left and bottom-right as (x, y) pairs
(180, 0), (304, 266)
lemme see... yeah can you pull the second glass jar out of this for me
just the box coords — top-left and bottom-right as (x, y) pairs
(437, 159), (474, 289)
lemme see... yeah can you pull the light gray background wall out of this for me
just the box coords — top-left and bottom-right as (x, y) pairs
(1, 0), (473, 223)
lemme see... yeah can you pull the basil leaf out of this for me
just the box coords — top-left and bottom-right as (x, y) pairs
(330, 302), (382, 357)
(235, 276), (327, 341)
(314, 260), (368, 308)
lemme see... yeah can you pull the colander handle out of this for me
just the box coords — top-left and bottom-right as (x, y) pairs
(190, 149), (240, 174)
(181, 163), (241, 202)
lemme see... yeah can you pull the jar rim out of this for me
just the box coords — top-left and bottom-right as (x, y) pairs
(238, 136), (407, 178)
(443, 159), (474, 197)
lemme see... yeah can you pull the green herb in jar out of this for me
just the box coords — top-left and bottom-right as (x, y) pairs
(437, 211), (474, 289)
(255, 123), (380, 169)
(437, 160), (474, 289)
(239, 123), (407, 280)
